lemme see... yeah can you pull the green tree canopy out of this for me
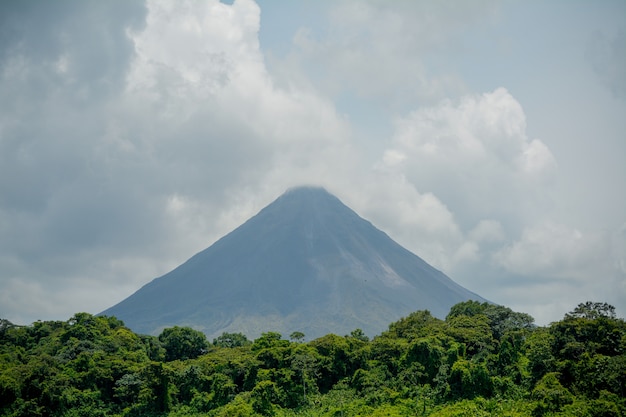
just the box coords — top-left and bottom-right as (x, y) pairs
(0, 301), (624, 417)
(289, 331), (305, 343)
(564, 301), (617, 320)
(213, 332), (251, 348)
(158, 326), (208, 361)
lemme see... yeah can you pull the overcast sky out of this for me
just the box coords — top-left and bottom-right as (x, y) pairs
(1, 0), (624, 327)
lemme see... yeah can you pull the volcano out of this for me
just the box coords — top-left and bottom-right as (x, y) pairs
(101, 186), (485, 339)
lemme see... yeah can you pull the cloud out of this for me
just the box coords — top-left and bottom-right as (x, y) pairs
(0, 0), (358, 323)
(0, 0), (623, 328)
(0, 1), (152, 280)
(381, 88), (556, 233)
(491, 221), (626, 323)
(276, 0), (499, 109)
(363, 88), (626, 324)
(345, 175), (464, 272)
(0, 1), (146, 102)
(494, 222), (608, 278)
(468, 220), (505, 244)
(121, 0), (355, 222)
(368, 89), (576, 277)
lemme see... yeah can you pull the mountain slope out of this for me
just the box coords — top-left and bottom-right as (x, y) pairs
(101, 186), (486, 339)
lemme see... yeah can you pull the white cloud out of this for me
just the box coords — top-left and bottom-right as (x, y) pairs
(0, 0), (624, 327)
(484, 221), (626, 324)
(494, 222), (608, 278)
(0, 0), (359, 324)
(274, 0), (500, 110)
(468, 220), (505, 244)
(382, 88), (556, 232)
(127, 0), (262, 102)
(353, 176), (464, 271)
(518, 139), (556, 177)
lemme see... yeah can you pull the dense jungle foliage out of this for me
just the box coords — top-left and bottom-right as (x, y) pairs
(1, 301), (624, 416)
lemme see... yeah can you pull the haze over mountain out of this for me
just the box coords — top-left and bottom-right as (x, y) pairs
(101, 187), (486, 339)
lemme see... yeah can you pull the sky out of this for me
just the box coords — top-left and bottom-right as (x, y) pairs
(1, 0), (624, 327)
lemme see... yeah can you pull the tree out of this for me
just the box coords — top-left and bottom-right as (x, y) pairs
(209, 372), (237, 407)
(252, 332), (289, 351)
(403, 337), (446, 383)
(565, 301), (617, 320)
(158, 326), (208, 361)
(385, 310), (442, 340)
(448, 359), (493, 400)
(348, 328), (369, 342)
(549, 304), (626, 397)
(525, 328), (556, 384)
(311, 334), (355, 390)
(213, 332), (251, 348)
(251, 380), (280, 416)
(447, 301), (485, 320)
(113, 373), (143, 406)
(531, 372), (573, 416)
(290, 346), (319, 403)
(445, 314), (495, 357)
(447, 301), (534, 340)
(140, 362), (171, 413)
(0, 318), (16, 335)
(289, 331), (305, 343)
(1, 303), (624, 416)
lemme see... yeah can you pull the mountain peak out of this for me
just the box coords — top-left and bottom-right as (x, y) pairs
(284, 185), (330, 195)
(273, 186), (341, 210)
(101, 187), (485, 339)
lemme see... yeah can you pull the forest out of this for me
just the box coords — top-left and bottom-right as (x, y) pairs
(0, 300), (624, 417)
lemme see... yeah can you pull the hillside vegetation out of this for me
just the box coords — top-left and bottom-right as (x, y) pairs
(1, 301), (624, 416)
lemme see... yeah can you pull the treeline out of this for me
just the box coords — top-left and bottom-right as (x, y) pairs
(0, 301), (624, 416)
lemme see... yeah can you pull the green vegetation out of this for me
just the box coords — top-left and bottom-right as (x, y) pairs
(1, 301), (624, 416)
